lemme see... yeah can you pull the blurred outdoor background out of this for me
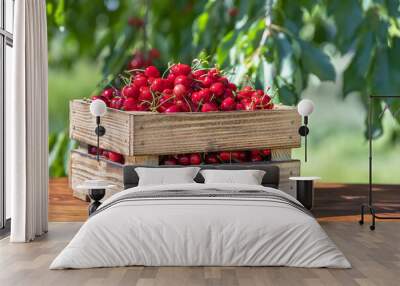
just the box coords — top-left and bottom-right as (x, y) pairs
(47, 0), (400, 183)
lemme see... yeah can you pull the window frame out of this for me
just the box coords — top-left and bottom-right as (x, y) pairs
(0, 0), (13, 233)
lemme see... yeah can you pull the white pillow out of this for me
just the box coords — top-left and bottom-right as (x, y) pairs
(135, 167), (200, 186)
(200, 169), (266, 185)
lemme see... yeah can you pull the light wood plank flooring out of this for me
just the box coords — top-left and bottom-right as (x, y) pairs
(49, 178), (400, 222)
(1, 222), (399, 286)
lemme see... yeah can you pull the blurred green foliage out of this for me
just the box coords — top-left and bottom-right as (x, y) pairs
(46, 0), (400, 178)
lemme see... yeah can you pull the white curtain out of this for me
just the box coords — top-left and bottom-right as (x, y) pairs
(7, 0), (48, 242)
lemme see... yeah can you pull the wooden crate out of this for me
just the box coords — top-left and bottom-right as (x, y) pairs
(70, 149), (300, 200)
(70, 100), (301, 156)
(69, 99), (301, 200)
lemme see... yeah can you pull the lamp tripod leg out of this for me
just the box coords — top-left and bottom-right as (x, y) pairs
(359, 205), (364, 225)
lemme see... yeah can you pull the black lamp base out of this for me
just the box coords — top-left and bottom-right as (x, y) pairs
(296, 180), (314, 210)
(88, 188), (106, 215)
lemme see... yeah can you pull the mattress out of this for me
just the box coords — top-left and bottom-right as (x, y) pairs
(50, 183), (350, 269)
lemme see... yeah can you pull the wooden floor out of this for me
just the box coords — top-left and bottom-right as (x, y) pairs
(48, 178), (400, 222)
(1, 221), (400, 286)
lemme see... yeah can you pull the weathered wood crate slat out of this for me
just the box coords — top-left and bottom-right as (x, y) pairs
(70, 100), (301, 156)
(70, 149), (300, 200)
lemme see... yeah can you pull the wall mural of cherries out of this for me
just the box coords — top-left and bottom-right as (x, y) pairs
(89, 60), (275, 165)
(88, 145), (272, 165)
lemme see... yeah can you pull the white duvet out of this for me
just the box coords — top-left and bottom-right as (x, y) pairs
(50, 183), (350, 269)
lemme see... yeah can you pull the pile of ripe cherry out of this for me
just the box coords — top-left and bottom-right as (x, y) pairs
(88, 146), (272, 165)
(91, 63), (274, 113)
(89, 62), (275, 164)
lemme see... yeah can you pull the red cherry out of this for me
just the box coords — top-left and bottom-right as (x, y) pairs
(237, 88), (253, 100)
(251, 154), (263, 162)
(235, 103), (245, 110)
(223, 89), (234, 99)
(200, 76), (213, 88)
(147, 77), (156, 85)
(178, 155), (190, 165)
(170, 63), (192, 76)
(133, 76), (148, 88)
(139, 86), (153, 102)
(193, 69), (207, 79)
(228, 7), (238, 17)
(175, 99), (191, 112)
(145, 66), (161, 78)
(110, 96), (125, 109)
(250, 149), (261, 157)
(165, 105), (181, 113)
(218, 77), (229, 86)
(219, 151), (231, 162)
(228, 83), (237, 91)
(123, 97), (138, 111)
(220, 97), (235, 111)
(128, 17), (144, 27)
(231, 151), (247, 162)
(190, 153), (202, 165)
(149, 48), (160, 59)
(91, 95), (110, 107)
(255, 90), (264, 96)
(108, 151), (124, 164)
(192, 88), (210, 104)
(191, 92), (201, 105)
(88, 146), (102, 155)
(122, 85), (139, 98)
(128, 52), (146, 70)
(137, 103), (150, 111)
(261, 149), (271, 157)
(210, 82), (225, 97)
(208, 68), (220, 80)
(173, 84), (188, 98)
(242, 86), (254, 92)
(103, 150), (109, 159)
(164, 158), (177, 165)
(244, 101), (256, 111)
(167, 73), (176, 82)
(205, 154), (219, 164)
(251, 94), (262, 106)
(162, 89), (174, 97)
(174, 75), (192, 88)
(102, 88), (115, 100)
(201, 102), (218, 112)
(150, 78), (165, 93)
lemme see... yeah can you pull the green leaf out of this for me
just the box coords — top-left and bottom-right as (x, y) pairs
(193, 12), (210, 46)
(342, 30), (375, 96)
(54, 0), (65, 26)
(327, 0), (363, 52)
(386, 0), (400, 18)
(277, 84), (298, 106)
(298, 40), (336, 81)
(49, 131), (69, 177)
(276, 33), (295, 84)
(216, 30), (235, 65)
(371, 46), (396, 96)
(258, 56), (276, 91)
(364, 100), (384, 139)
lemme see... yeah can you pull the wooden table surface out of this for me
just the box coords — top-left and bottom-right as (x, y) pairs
(49, 177), (400, 222)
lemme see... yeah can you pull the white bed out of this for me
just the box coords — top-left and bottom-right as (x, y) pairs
(50, 183), (350, 269)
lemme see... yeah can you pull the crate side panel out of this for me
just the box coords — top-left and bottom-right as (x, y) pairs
(132, 109), (301, 155)
(70, 100), (131, 155)
(70, 150), (124, 200)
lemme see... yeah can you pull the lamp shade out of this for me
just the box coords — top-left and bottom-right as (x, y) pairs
(297, 99), (314, 116)
(90, 99), (107, 117)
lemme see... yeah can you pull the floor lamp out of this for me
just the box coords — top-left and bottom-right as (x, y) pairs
(359, 95), (400, 230)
